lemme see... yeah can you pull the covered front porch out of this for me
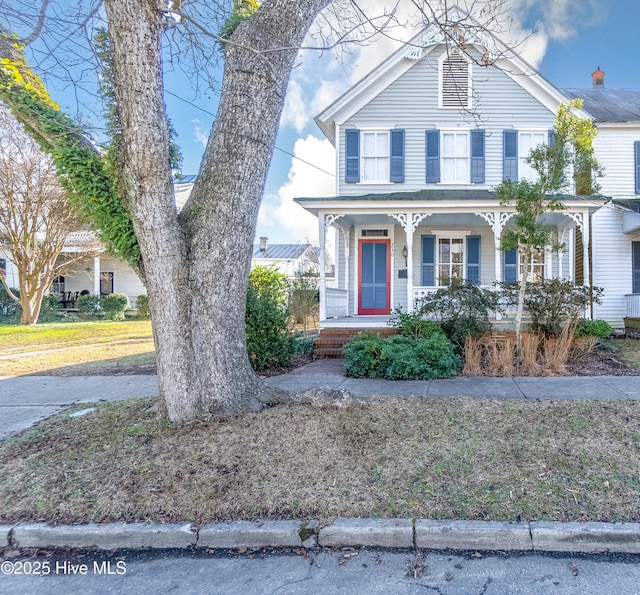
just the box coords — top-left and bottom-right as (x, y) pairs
(296, 190), (599, 324)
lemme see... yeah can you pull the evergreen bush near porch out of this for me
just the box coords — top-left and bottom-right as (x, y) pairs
(245, 266), (294, 373)
(344, 331), (460, 380)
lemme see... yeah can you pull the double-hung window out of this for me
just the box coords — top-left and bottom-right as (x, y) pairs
(519, 131), (546, 181)
(503, 248), (545, 283)
(345, 129), (405, 183)
(503, 129), (550, 182)
(426, 129), (485, 184)
(362, 131), (389, 182)
(422, 235), (481, 286)
(441, 132), (469, 183)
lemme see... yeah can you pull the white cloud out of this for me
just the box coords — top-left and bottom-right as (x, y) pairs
(193, 122), (208, 149)
(259, 135), (335, 244)
(280, 79), (309, 133)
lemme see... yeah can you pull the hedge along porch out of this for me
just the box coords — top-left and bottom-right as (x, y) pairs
(295, 190), (601, 325)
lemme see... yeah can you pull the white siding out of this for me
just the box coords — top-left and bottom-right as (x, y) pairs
(63, 257), (145, 301)
(592, 205), (632, 327)
(0, 250), (20, 288)
(593, 126), (640, 199)
(338, 46), (556, 195)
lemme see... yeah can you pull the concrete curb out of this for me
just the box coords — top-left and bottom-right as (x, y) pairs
(11, 522), (197, 550)
(415, 520), (532, 551)
(319, 518), (413, 548)
(1, 525), (11, 548)
(530, 521), (640, 554)
(3, 519), (640, 554)
(198, 520), (314, 549)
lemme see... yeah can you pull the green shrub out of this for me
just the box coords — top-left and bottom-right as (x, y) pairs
(288, 272), (318, 328)
(0, 286), (20, 323)
(575, 318), (611, 339)
(388, 307), (444, 339)
(344, 331), (460, 380)
(136, 294), (150, 318)
(520, 280), (604, 337)
(37, 294), (61, 323)
(414, 281), (498, 348)
(293, 335), (316, 356)
(246, 284), (294, 372)
(75, 294), (102, 316)
(101, 293), (129, 320)
(249, 265), (289, 307)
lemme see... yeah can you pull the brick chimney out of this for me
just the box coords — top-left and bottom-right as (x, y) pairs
(592, 66), (605, 89)
(259, 236), (268, 251)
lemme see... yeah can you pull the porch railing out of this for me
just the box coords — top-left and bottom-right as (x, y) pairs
(412, 286), (519, 320)
(626, 294), (640, 318)
(325, 287), (348, 318)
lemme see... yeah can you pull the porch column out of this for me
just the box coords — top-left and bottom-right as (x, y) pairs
(93, 256), (101, 295)
(582, 211), (590, 289)
(319, 212), (326, 321)
(391, 213), (431, 312)
(338, 225), (350, 296)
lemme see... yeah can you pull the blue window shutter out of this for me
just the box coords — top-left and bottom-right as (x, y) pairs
(390, 129), (405, 182)
(504, 248), (518, 284)
(548, 129), (555, 147)
(635, 141), (640, 194)
(470, 130), (485, 183)
(422, 235), (436, 286)
(503, 130), (518, 181)
(345, 129), (360, 183)
(425, 130), (440, 183)
(466, 235), (481, 284)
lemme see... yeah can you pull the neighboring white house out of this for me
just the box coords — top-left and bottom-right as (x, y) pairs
(294, 7), (640, 329)
(251, 236), (320, 277)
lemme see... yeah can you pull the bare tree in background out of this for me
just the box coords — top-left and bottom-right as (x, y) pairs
(0, 106), (95, 324)
(0, 0), (523, 418)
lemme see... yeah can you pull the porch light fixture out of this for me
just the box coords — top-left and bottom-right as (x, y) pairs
(85, 267), (91, 273)
(402, 245), (408, 266)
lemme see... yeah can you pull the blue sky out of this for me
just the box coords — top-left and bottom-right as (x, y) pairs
(28, 0), (640, 246)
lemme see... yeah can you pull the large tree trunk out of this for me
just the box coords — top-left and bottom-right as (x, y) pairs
(104, 0), (330, 421)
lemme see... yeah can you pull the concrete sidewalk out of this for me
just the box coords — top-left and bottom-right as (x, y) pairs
(0, 375), (159, 441)
(265, 358), (640, 401)
(1, 363), (639, 441)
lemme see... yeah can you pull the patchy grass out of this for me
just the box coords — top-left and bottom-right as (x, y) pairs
(618, 338), (640, 369)
(0, 320), (153, 352)
(0, 321), (155, 376)
(1, 398), (639, 525)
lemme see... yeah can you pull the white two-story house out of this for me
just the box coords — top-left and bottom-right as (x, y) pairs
(295, 10), (640, 329)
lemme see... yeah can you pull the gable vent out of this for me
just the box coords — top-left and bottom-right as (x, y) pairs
(441, 52), (470, 108)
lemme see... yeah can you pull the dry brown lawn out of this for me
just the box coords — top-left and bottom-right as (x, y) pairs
(1, 397), (639, 526)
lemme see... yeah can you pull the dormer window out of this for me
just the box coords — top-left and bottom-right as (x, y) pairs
(439, 50), (471, 109)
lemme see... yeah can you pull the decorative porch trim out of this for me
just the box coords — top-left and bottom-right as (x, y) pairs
(561, 211), (584, 231)
(324, 214), (346, 235)
(390, 212), (432, 235)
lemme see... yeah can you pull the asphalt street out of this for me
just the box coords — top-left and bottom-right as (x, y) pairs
(2, 548), (640, 594)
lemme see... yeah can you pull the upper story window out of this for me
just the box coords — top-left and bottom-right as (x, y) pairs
(503, 129), (550, 182)
(345, 128), (405, 184)
(426, 129), (485, 184)
(439, 50), (471, 110)
(362, 131), (389, 182)
(442, 131), (469, 183)
(519, 131), (546, 181)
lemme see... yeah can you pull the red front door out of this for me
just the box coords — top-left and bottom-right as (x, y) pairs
(358, 239), (391, 315)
